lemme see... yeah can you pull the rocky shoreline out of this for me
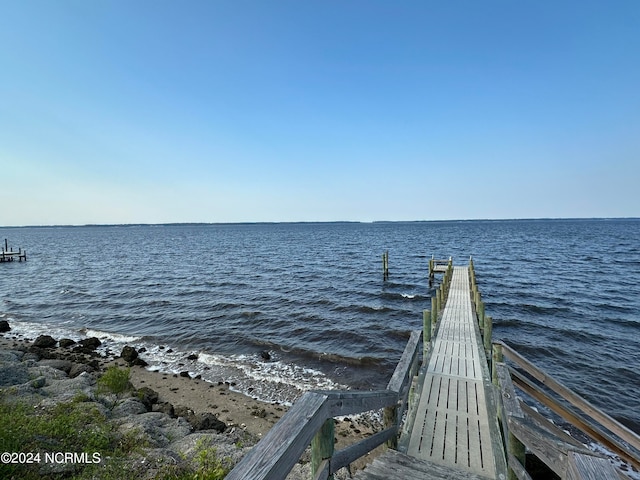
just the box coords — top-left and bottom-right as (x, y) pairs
(0, 321), (382, 479)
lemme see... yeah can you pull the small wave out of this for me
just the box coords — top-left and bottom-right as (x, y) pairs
(332, 304), (393, 314)
(381, 291), (424, 300)
(82, 328), (142, 344)
(141, 348), (344, 405)
(521, 303), (572, 315)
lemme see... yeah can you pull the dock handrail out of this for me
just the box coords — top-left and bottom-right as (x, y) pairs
(494, 341), (640, 476)
(227, 330), (422, 480)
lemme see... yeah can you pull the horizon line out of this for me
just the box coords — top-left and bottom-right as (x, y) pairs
(1, 216), (639, 229)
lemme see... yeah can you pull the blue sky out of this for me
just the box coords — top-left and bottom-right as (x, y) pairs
(1, 1), (638, 225)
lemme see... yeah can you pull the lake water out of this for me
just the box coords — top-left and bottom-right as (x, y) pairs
(1, 219), (639, 434)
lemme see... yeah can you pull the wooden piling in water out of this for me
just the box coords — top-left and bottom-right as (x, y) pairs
(382, 251), (389, 280)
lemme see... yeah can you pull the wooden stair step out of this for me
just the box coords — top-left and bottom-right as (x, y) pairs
(352, 449), (494, 480)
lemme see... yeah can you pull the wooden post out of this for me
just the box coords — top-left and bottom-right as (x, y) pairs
(423, 310), (431, 360)
(508, 431), (526, 480)
(382, 251), (389, 280)
(383, 405), (397, 449)
(478, 300), (485, 331)
(431, 297), (437, 327)
(484, 316), (493, 361)
(312, 418), (335, 479)
(429, 256), (434, 287)
(492, 343), (503, 386)
(436, 287), (442, 312)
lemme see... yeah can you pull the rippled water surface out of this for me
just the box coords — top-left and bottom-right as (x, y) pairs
(1, 220), (639, 431)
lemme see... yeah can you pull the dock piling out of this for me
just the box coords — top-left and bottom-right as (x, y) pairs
(423, 310), (431, 360)
(382, 251), (389, 280)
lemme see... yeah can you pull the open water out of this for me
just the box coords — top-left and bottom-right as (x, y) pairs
(1, 219), (639, 435)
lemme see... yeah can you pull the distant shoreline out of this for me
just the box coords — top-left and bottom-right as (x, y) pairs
(2, 217), (639, 229)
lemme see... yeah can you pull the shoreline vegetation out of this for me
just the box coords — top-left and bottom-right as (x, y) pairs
(0, 322), (381, 479)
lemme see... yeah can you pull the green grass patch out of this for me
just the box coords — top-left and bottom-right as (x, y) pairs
(0, 395), (138, 480)
(97, 366), (132, 395)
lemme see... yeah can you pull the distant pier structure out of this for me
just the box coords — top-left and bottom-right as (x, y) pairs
(428, 255), (451, 286)
(1, 239), (27, 262)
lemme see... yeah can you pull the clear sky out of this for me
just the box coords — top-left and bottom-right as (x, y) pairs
(1, 1), (638, 226)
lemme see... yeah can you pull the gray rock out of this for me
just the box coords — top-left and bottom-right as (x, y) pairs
(22, 352), (40, 362)
(132, 357), (148, 367)
(112, 398), (148, 418)
(0, 363), (29, 386)
(33, 335), (57, 348)
(119, 448), (186, 480)
(136, 386), (159, 410)
(174, 405), (193, 418)
(38, 359), (73, 374)
(59, 338), (76, 348)
(187, 412), (227, 433)
(28, 365), (68, 381)
(29, 376), (47, 388)
(170, 432), (249, 469)
(152, 402), (175, 417)
(41, 372), (94, 402)
(69, 362), (95, 378)
(0, 320), (10, 332)
(0, 350), (20, 362)
(117, 412), (192, 448)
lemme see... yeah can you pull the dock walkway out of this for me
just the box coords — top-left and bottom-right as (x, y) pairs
(352, 265), (504, 480)
(404, 266), (501, 477)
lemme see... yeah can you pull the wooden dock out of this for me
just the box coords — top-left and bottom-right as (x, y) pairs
(1, 239), (26, 262)
(227, 257), (640, 480)
(401, 266), (504, 478)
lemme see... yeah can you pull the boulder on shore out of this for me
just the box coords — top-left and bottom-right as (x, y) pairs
(80, 337), (101, 350)
(33, 335), (57, 349)
(59, 338), (76, 348)
(0, 320), (10, 332)
(137, 386), (159, 411)
(121, 345), (138, 364)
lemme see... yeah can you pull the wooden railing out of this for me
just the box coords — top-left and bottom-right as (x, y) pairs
(493, 341), (640, 479)
(226, 330), (422, 480)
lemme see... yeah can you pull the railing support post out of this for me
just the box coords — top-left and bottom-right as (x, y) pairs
(383, 405), (398, 449)
(423, 309), (431, 361)
(312, 418), (335, 480)
(484, 315), (493, 362)
(508, 431), (526, 480)
(492, 343), (503, 387)
(431, 297), (437, 327)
